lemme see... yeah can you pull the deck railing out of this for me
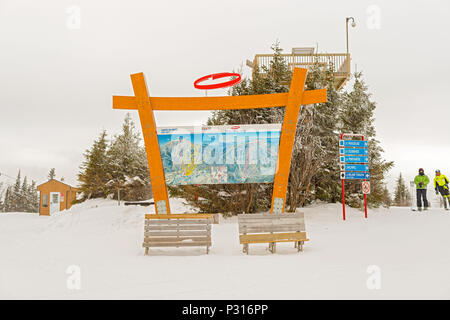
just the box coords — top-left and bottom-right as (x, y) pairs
(249, 53), (351, 89)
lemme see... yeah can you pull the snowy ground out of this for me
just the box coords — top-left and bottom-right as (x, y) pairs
(1, 197), (449, 299)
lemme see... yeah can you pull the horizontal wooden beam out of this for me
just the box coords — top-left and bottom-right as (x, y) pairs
(113, 89), (326, 111)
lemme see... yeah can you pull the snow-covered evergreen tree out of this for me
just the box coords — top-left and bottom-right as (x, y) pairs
(78, 114), (152, 202)
(78, 130), (110, 200)
(3, 186), (12, 212)
(20, 176), (28, 212)
(394, 173), (409, 206)
(106, 113), (151, 200)
(27, 180), (39, 212)
(382, 186), (392, 208)
(12, 170), (22, 212)
(289, 61), (341, 209)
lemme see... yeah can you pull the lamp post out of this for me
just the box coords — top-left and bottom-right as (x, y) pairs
(346, 17), (356, 54)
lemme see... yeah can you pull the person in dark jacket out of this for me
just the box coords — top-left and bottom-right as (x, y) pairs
(414, 168), (429, 211)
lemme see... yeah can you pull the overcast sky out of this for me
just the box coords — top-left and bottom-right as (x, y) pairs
(1, 0), (449, 193)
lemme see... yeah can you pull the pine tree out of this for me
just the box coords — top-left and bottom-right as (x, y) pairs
(28, 180), (39, 212)
(78, 130), (110, 200)
(106, 113), (151, 201)
(20, 176), (28, 212)
(289, 60), (341, 209)
(48, 168), (56, 180)
(382, 186), (392, 208)
(12, 170), (22, 212)
(394, 173), (409, 206)
(339, 72), (393, 208)
(3, 186), (12, 212)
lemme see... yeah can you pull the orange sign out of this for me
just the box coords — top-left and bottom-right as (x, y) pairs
(113, 68), (326, 214)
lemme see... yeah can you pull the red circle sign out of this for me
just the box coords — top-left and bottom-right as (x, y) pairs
(362, 181), (370, 194)
(194, 72), (241, 90)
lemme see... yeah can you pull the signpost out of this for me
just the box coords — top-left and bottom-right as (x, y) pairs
(339, 133), (370, 220)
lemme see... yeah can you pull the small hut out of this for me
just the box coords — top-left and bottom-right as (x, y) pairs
(36, 179), (78, 216)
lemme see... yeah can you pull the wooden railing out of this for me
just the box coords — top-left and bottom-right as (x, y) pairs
(249, 53), (351, 89)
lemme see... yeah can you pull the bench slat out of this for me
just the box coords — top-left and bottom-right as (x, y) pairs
(240, 238), (309, 244)
(240, 232), (308, 243)
(145, 225), (211, 231)
(144, 231), (209, 237)
(238, 212), (304, 220)
(145, 236), (210, 242)
(146, 219), (211, 225)
(239, 224), (305, 233)
(143, 241), (211, 247)
(238, 219), (304, 226)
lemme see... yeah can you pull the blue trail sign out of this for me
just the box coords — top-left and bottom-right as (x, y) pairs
(340, 148), (369, 156)
(340, 172), (370, 180)
(339, 140), (368, 148)
(340, 156), (369, 163)
(340, 164), (369, 172)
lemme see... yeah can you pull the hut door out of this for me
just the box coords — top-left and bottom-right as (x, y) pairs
(50, 192), (60, 214)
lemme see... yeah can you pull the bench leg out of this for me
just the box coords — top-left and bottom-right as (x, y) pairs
(206, 246), (209, 254)
(243, 244), (249, 254)
(269, 242), (276, 254)
(145, 247), (149, 256)
(294, 241), (298, 248)
(273, 242), (277, 253)
(297, 241), (304, 252)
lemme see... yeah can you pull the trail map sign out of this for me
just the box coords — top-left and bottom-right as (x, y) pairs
(339, 133), (370, 220)
(157, 124), (281, 185)
(113, 68), (327, 215)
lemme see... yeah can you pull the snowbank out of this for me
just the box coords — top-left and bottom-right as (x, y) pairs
(0, 199), (449, 299)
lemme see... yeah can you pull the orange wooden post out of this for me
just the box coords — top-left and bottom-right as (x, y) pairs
(270, 69), (307, 214)
(130, 73), (171, 214)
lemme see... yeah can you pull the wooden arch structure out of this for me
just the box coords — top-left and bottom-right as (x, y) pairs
(113, 68), (327, 215)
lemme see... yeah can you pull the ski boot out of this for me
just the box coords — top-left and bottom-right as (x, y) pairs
(424, 206), (428, 211)
(417, 207), (422, 212)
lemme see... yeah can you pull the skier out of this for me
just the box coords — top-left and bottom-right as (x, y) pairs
(414, 168), (429, 211)
(434, 169), (450, 210)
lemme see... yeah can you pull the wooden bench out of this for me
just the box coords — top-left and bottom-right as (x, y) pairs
(143, 214), (212, 255)
(237, 211), (309, 254)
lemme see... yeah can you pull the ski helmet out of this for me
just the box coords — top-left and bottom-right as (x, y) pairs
(436, 169), (441, 174)
(419, 168), (424, 173)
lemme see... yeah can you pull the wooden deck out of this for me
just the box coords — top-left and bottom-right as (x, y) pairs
(247, 52), (351, 90)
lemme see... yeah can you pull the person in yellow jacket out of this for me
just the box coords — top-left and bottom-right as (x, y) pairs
(434, 170), (450, 210)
